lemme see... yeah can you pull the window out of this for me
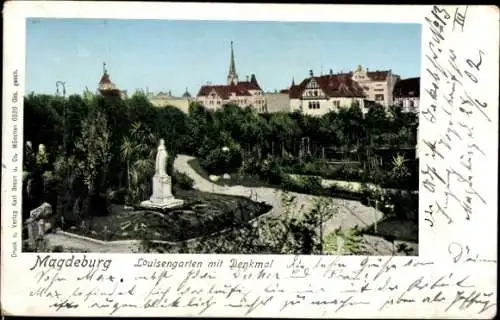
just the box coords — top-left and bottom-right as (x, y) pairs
(398, 100), (403, 107)
(308, 101), (320, 109)
(363, 86), (370, 91)
(409, 100), (415, 107)
(374, 88), (384, 92)
(332, 100), (340, 108)
(375, 94), (384, 101)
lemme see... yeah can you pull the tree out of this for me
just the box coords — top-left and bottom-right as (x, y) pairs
(24, 93), (64, 154)
(74, 111), (113, 196)
(268, 112), (302, 157)
(185, 103), (216, 156)
(120, 122), (157, 203)
(155, 106), (188, 156)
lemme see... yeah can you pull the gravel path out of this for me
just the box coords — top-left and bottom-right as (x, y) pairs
(45, 233), (142, 253)
(174, 155), (384, 235)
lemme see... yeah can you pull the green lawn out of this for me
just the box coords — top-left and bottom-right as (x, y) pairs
(66, 189), (272, 242)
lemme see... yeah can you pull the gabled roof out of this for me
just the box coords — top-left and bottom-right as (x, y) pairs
(99, 72), (112, 85)
(289, 73), (366, 99)
(197, 84), (252, 99)
(237, 81), (261, 91)
(197, 74), (262, 99)
(98, 71), (119, 92)
(366, 70), (390, 81)
(394, 77), (420, 98)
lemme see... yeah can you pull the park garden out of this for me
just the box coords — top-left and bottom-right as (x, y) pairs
(22, 90), (418, 254)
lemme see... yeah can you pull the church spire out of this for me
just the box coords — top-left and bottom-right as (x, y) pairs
(227, 41), (239, 85)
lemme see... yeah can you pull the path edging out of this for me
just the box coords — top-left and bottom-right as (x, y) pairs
(55, 230), (142, 246)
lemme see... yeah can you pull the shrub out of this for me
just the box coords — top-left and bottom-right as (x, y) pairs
(280, 175), (323, 195)
(199, 147), (243, 175)
(105, 188), (128, 204)
(259, 156), (284, 185)
(172, 170), (194, 190)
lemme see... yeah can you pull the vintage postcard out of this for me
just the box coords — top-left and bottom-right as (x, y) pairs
(1, 1), (498, 318)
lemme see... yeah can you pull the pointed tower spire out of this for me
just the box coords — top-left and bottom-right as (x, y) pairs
(291, 77), (295, 87)
(227, 41), (239, 85)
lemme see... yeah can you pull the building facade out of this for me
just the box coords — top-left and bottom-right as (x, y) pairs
(288, 70), (366, 116)
(393, 77), (420, 113)
(147, 89), (192, 114)
(196, 42), (266, 111)
(263, 92), (290, 113)
(350, 65), (400, 108)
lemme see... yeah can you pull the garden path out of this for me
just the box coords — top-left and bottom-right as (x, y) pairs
(45, 232), (142, 253)
(174, 155), (384, 236)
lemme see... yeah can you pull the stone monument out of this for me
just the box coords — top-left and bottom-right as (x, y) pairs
(140, 139), (184, 210)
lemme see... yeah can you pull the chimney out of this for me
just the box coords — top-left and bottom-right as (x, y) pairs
(309, 69), (313, 77)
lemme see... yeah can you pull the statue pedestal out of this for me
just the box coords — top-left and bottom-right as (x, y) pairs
(140, 174), (184, 210)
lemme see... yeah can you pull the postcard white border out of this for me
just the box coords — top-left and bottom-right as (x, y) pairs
(2, 2), (498, 318)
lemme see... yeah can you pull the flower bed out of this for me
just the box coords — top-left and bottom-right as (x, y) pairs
(65, 189), (272, 242)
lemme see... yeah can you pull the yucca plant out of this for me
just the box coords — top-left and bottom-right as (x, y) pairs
(391, 153), (410, 179)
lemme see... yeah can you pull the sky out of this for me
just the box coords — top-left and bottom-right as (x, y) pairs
(26, 19), (421, 96)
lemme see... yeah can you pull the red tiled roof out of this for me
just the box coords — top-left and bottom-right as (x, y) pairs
(394, 77), (420, 98)
(197, 83), (252, 99)
(289, 73), (366, 99)
(237, 81), (261, 91)
(197, 75), (262, 99)
(367, 70), (389, 81)
(99, 72), (112, 85)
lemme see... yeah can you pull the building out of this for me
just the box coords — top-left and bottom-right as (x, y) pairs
(196, 41), (266, 111)
(147, 88), (192, 114)
(393, 77), (420, 113)
(288, 69), (366, 116)
(263, 92), (290, 113)
(287, 65), (401, 116)
(97, 63), (126, 98)
(350, 65), (400, 108)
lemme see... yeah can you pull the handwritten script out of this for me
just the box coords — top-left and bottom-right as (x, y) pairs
(3, 4), (498, 319)
(26, 253), (496, 317)
(421, 5), (491, 228)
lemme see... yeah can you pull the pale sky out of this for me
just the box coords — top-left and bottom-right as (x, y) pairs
(26, 18), (421, 96)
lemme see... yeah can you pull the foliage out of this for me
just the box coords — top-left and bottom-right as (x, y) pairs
(74, 111), (113, 195)
(199, 144), (243, 175)
(142, 191), (342, 254)
(172, 170), (194, 190)
(69, 190), (272, 242)
(259, 156), (284, 185)
(22, 91), (418, 254)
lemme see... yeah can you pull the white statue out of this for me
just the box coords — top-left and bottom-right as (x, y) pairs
(155, 139), (168, 176)
(140, 138), (184, 210)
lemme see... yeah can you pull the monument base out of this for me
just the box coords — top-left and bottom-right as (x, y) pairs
(139, 198), (185, 210)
